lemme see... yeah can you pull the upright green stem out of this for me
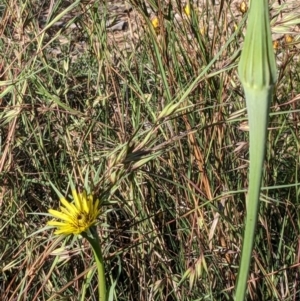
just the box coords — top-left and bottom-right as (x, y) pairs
(235, 0), (277, 299)
(235, 88), (272, 300)
(84, 229), (107, 301)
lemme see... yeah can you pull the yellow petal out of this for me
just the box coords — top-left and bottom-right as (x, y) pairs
(81, 191), (90, 213)
(60, 206), (78, 219)
(48, 209), (73, 223)
(60, 197), (76, 213)
(72, 189), (81, 210)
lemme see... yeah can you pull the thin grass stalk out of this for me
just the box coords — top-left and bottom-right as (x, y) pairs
(235, 0), (277, 299)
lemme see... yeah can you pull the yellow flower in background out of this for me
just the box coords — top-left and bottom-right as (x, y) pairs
(239, 1), (248, 14)
(284, 34), (293, 44)
(273, 40), (280, 50)
(151, 16), (159, 29)
(184, 3), (190, 17)
(151, 16), (160, 34)
(48, 189), (100, 235)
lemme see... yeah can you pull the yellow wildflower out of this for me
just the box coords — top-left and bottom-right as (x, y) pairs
(184, 4), (190, 17)
(239, 1), (248, 14)
(284, 34), (293, 45)
(273, 40), (280, 50)
(48, 189), (100, 235)
(151, 17), (159, 29)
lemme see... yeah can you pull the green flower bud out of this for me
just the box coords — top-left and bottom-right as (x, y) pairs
(238, 0), (277, 90)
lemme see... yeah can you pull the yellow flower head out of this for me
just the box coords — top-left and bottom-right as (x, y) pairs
(48, 189), (101, 235)
(239, 1), (248, 14)
(184, 4), (190, 17)
(284, 34), (293, 45)
(151, 16), (159, 30)
(273, 40), (280, 50)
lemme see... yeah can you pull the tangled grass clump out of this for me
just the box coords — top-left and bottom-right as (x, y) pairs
(1, 0), (300, 300)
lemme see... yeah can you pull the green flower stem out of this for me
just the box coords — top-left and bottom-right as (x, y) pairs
(83, 229), (107, 301)
(235, 0), (277, 299)
(235, 88), (272, 300)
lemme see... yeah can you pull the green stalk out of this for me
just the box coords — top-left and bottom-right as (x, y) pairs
(235, 88), (272, 300)
(235, 0), (277, 299)
(83, 228), (107, 301)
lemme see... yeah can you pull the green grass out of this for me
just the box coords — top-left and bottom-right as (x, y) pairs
(1, 0), (300, 300)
